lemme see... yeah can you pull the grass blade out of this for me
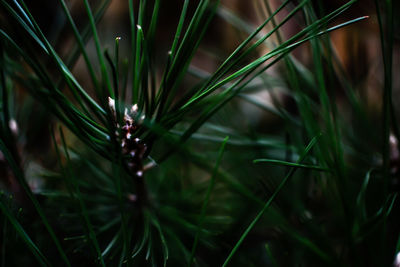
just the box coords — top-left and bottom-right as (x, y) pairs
(189, 136), (229, 266)
(55, 128), (106, 267)
(83, 0), (113, 100)
(0, 140), (71, 267)
(253, 159), (331, 172)
(0, 199), (50, 266)
(222, 134), (321, 266)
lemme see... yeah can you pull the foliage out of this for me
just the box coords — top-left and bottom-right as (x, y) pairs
(0, 0), (398, 266)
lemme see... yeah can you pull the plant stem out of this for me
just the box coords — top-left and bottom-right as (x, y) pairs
(134, 174), (149, 208)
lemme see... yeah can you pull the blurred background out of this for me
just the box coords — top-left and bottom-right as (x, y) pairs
(1, 0), (400, 266)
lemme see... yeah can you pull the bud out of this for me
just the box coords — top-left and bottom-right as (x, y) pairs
(108, 97), (147, 177)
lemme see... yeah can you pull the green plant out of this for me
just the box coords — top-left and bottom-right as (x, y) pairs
(0, 0), (398, 266)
